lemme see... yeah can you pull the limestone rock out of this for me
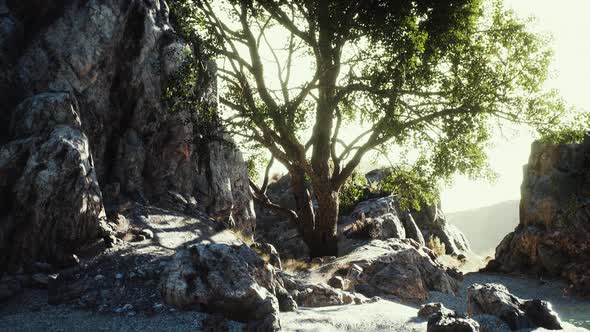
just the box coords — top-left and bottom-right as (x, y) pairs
(486, 139), (590, 294)
(329, 239), (459, 301)
(427, 313), (480, 332)
(466, 283), (562, 330)
(160, 243), (292, 330)
(418, 302), (457, 319)
(278, 273), (369, 307)
(0, 0), (256, 270)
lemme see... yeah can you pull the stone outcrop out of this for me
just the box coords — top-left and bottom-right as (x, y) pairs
(486, 139), (590, 294)
(278, 272), (370, 308)
(160, 243), (293, 331)
(0, 0), (255, 271)
(466, 283), (562, 330)
(418, 302), (481, 332)
(347, 195), (469, 256)
(323, 238), (460, 302)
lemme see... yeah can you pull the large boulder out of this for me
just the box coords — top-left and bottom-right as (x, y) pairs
(160, 243), (292, 331)
(486, 139), (590, 294)
(323, 239), (460, 302)
(0, 0), (255, 271)
(466, 283), (562, 331)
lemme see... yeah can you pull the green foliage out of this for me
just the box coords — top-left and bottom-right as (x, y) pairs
(538, 111), (590, 144)
(244, 153), (267, 181)
(168, 0), (576, 236)
(339, 172), (369, 215)
(377, 168), (439, 211)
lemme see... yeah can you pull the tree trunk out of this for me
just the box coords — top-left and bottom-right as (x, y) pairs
(306, 189), (339, 257)
(291, 170), (339, 258)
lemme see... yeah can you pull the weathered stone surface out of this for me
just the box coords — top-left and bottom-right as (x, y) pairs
(427, 313), (480, 332)
(486, 139), (590, 294)
(278, 273), (369, 308)
(324, 239), (460, 302)
(466, 283), (562, 330)
(0, 0), (256, 270)
(160, 243), (290, 330)
(251, 242), (282, 270)
(1, 93), (112, 269)
(348, 194), (468, 255)
(411, 201), (470, 255)
(418, 302), (457, 319)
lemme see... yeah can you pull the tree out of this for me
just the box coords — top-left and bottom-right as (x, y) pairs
(171, 0), (566, 257)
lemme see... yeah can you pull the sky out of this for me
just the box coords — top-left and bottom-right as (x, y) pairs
(441, 0), (590, 212)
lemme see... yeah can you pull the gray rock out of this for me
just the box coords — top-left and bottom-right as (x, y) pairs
(418, 302), (457, 319)
(160, 243), (290, 330)
(466, 283), (562, 330)
(278, 273), (369, 308)
(487, 139), (590, 294)
(0, 0), (256, 270)
(427, 312), (480, 332)
(346, 239), (459, 301)
(251, 242), (282, 270)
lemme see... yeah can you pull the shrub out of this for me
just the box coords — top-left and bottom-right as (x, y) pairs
(339, 172), (370, 215)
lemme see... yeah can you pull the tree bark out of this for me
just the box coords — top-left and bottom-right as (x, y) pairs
(291, 169), (340, 258)
(306, 188), (339, 257)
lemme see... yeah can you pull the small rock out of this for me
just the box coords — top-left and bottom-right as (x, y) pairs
(94, 275), (105, 281)
(428, 313), (480, 332)
(115, 273), (124, 280)
(419, 302), (457, 319)
(327, 276), (350, 290)
(346, 264), (363, 281)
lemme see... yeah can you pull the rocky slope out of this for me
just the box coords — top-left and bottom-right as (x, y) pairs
(486, 138), (590, 294)
(0, 0), (254, 272)
(256, 170), (471, 259)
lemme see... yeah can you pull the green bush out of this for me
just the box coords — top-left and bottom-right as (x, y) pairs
(339, 172), (370, 215)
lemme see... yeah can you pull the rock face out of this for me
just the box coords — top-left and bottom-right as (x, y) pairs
(347, 195), (469, 256)
(0, 0), (255, 270)
(466, 283), (562, 330)
(160, 243), (291, 331)
(325, 239), (460, 302)
(486, 139), (590, 294)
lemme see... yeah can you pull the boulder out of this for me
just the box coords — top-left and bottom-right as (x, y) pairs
(420, 302), (480, 332)
(466, 283), (562, 330)
(486, 139), (590, 294)
(348, 195), (469, 255)
(327, 239), (460, 301)
(160, 243), (293, 331)
(418, 302), (457, 319)
(427, 313), (480, 332)
(278, 273), (369, 307)
(0, 0), (256, 271)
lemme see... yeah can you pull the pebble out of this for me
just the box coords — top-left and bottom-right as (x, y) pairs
(94, 275), (105, 281)
(115, 273), (124, 280)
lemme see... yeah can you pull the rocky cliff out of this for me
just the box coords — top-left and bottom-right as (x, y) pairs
(0, 0), (255, 272)
(486, 138), (590, 294)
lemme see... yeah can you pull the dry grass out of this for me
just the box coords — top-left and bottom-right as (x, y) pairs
(282, 258), (319, 273)
(233, 230), (255, 245)
(427, 235), (446, 257)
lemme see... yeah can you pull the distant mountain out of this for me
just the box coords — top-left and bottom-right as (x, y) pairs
(445, 200), (520, 255)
